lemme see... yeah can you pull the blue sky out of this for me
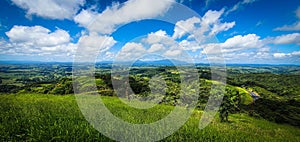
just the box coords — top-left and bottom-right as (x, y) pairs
(0, 0), (299, 64)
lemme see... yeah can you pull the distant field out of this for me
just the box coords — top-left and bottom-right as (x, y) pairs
(205, 80), (253, 105)
(0, 94), (299, 141)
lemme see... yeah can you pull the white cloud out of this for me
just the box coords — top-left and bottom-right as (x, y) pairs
(221, 50), (272, 64)
(74, 9), (97, 27)
(76, 32), (116, 61)
(78, 33), (116, 52)
(143, 30), (176, 46)
(163, 49), (182, 57)
(116, 42), (146, 61)
(272, 33), (300, 45)
(148, 44), (165, 53)
(292, 51), (300, 56)
(105, 51), (115, 59)
(254, 47), (271, 59)
(172, 9), (235, 41)
(11, 0), (85, 20)
(172, 17), (200, 39)
(114, 29), (192, 61)
(0, 39), (13, 53)
(273, 53), (289, 58)
(179, 40), (200, 52)
(273, 53), (290, 58)
(2, 25), (116, 61)
(2, 25), (76, 58)
(200, 48), (272, 64)
(273, 51), (300, 58)
(201, 34), (263, 55)
(199, 33), (300, 63)
(274, 22), (300, 31)
(80, 0), (174, 34)
(201, 43), (221, 54)
(222, 34), (263, 48)
(210, 21), (235, 36)
(226, 0), (258, 15)
(274, 7), (300, 31)
(202, 9), (224, 24)
(97, 51), (116, 61)
(6, 25), (70, 47)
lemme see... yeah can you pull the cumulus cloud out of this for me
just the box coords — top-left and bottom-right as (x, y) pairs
(172, 17), (200, 39)
(199, 32), (300, 63)
(77, 0), (174, 34)
(179, 40), (200, 51)
(78, 33), (116, 53)
(210, 22), (236, 36)
(2, 25), (76, 57)
(140, 29), (298, 63)
(272, 33), (300, 45)
(148, 44), (165, 53)
(103, 51), (115, 60)
(201, 43), (222, 54)
(273, 53), (288, 58)
(74, 9), (97, 27)
(115, 42), (146, 61)
(201, 32), (300, 55)
(142, 30), (176, 46)
(202, 34), (263, 54)
(1, 25), (117, 61)
(76, 32), (117, 61)
(11, 0), (85, 20)
(172, 9), (235, 41)
(202, 9), (225, 24)
(164, 49), (182, 57)
(222, 34), (263, 48)
(115, 29), (193, 61)
(273, 51), (300, 58)
(6, 25), (70, 47)
(292, 51), (300, 56)
(274, 7), (300, 31)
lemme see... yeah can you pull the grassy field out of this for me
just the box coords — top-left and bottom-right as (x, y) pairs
(235, 86), (253, 105)
(0, 94), (299, 141)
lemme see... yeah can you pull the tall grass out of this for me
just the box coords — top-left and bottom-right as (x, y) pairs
(0, 94), (299, 141)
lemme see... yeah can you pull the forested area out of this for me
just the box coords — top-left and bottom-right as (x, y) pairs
(0, 63), (299, 127)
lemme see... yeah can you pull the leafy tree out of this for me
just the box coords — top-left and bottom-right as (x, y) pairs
(49, 77), (74, 95)
(219, 87), (240, 122)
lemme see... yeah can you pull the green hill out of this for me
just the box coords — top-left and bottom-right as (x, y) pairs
(0, 94), (299, 141)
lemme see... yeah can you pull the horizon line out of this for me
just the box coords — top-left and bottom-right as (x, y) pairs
(0, 60), (299, 66)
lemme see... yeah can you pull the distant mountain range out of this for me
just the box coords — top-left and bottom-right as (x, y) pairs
(0, 60), (299, 67)
(131, 59), (189, 66)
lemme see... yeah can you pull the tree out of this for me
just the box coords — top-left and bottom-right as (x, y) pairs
(49, 77), (74, 95)
(219, 87), (240, 122)
(219, 95), (230, 122)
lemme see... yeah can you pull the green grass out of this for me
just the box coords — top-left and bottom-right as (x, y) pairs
(235, 86), (253, 105)
(0, 94), (299, 141)
(205, 79), (253, 105)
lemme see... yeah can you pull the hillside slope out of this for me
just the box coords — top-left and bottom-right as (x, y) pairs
(0, 94), (299, 141)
